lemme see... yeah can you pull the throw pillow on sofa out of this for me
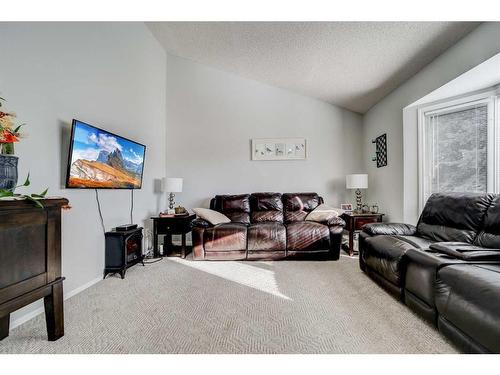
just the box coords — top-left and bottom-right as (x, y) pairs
(305, 204), (343, 223)
(193, 208), (231, 225)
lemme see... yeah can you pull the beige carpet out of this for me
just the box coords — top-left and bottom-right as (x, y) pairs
(0, 254), (458, 354)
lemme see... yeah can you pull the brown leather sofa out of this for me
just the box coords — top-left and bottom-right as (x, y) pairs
(192, 192), (345, 261)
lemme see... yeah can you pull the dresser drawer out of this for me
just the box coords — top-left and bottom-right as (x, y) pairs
(353, 216), (379, 231)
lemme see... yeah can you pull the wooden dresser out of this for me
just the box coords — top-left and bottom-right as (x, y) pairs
(0, 198), (68, 341)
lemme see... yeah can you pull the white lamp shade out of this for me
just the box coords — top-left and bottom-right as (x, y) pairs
(346, 174), (368, 189)
(165, 177), (183, 193)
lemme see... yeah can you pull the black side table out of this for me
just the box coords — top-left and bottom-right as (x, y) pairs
(151, 214), (196, 258)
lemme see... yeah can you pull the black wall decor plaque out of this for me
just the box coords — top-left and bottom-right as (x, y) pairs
(372, 133), (387, 168)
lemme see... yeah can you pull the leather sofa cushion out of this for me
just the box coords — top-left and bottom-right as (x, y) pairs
(417, 193), (494, 243)
(248, 222), (286, 251)
(283, 193), (321, 223)
(435, 264), (500, 353)
(286, 221), (329, 251)
(203, 223), (247, 252)
(475, 195), (500, 248)
(211, 194), (251, 224)
(250, 193), (284, 223)
(363, 235), (422, 286)
(251, 192), (283, 211)
(224, 211), (251, 224)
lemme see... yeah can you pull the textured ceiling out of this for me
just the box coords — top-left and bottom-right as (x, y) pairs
(147, 22), (480, 113)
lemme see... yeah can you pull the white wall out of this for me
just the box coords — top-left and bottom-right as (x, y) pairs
(166, 53), (364, 210)
(362, 22), (500, 223)
(0, 22), (167, 327)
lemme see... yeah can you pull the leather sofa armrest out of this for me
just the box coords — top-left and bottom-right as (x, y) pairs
(363, 222), (417, 236)
(191, 218), (213, 229)
(327, 216), (345, 228)
(327, 218), (344, 261)
(430, 242), (500, 261)
(306, 216), (345, 227)
(406, 248), (467, 269)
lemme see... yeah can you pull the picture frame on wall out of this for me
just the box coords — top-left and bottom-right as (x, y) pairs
(251, 138), (307, 160)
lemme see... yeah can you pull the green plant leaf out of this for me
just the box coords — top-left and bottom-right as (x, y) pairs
(13, 123), (26, 133)
(25, 195), (44, 209)
(31, 188), (48, 198)
(20, 173), (30, 187)
(0, 189), (14, 198)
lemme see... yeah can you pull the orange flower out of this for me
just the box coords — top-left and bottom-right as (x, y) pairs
(0, 129), (19, 143)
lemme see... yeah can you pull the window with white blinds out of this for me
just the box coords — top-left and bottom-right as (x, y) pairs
(418, 92), (499, 211)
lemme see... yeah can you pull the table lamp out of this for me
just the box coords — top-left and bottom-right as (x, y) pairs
(166, 177), (183, 213)
(346, 174), (368, 212)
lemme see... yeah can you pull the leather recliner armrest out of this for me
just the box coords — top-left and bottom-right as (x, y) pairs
(430, 242), (500, 261)
(306, 217), (345, 227)
(406, 248), (467, 269)
(327, 216), (345, 227)
(363, 222), (417, 236)
(191, 218), (213, 229)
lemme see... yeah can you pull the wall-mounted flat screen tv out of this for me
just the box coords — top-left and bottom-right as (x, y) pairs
(66, 119), (146, 189)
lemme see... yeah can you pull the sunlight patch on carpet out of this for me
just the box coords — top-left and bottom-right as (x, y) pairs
(169, 258), (292, 300)
(340, 254), (359, 259)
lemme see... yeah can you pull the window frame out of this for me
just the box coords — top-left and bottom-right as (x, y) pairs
(417, 87), (499, 213)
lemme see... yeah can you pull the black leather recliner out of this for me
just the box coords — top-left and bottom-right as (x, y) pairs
(359, 193), (500, 353)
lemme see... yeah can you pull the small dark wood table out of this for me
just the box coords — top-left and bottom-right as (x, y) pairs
(151, 214), (196, 258)
(341, 212), (384, 256)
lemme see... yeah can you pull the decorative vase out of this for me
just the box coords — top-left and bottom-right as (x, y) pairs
(0, 154), (19, 191)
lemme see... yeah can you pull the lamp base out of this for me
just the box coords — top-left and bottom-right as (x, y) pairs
(168, 192), (176, 210)
(355, 189), (363, 212)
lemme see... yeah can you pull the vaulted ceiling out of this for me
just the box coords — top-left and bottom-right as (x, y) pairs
(148, 22), (480, 113)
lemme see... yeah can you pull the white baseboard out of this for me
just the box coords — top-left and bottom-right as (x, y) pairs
(64, 276), (102, 300)
(10, 276), (102, 330)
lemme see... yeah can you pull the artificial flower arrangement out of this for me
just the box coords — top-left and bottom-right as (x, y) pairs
(0, 96), (24, 155)
(0, 96), (48, 207)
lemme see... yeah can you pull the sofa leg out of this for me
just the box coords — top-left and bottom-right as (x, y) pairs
(331, 249), (340, 260)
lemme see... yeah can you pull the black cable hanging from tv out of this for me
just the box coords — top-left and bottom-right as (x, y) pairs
(129, 188), (162, 264)
(130, 189), (134, 224)
(95, 189), (106, 235)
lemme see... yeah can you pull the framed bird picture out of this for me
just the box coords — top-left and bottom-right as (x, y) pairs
(251, 138), (306, 160)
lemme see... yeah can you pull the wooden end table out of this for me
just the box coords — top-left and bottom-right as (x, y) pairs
(341, 212), (384, 256)
(151, 214), (196, 258)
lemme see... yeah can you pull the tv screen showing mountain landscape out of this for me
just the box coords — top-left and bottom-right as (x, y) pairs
(67, 120), (145, 189)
